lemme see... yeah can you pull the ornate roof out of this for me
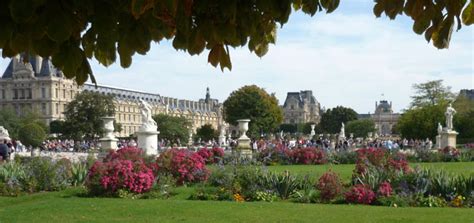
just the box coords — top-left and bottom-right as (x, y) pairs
(1, 54), (63, 79)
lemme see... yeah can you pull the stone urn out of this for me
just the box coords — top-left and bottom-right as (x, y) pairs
(310, 124), (316, 138)
(102, 117), (115, 139)
(237, 119), (250, 140)
(99, 116), (118, 150)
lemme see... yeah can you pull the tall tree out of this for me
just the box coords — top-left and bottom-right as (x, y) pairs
(319, 106), (358, 134)
(410, 80), (455, 108)
(223, 85), (283, 138)
(0, 1), (471, 84)
(453, 94), (474, 142)
(152, 114), (190, 145)
(194, 124), (218, 142)
(397, 103), (446, 140)
(346, 119), (376, 138)
(63, 91), (115, 140)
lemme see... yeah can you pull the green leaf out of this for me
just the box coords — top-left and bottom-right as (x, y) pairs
(462, 2), (474, 25)
(46, 11), (73, 43)
(413, 11), (432, 34)
(432, 17), (454, 49)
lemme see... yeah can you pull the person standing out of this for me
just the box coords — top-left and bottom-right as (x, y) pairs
(0, 140), (9, 161)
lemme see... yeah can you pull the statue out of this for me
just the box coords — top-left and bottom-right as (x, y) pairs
(139, 99), (157, 131)
(437, 122), (443, 134)
(340, 123), (345, 137)
(445, 103), (456, 130)
(0, 126), (11, 141)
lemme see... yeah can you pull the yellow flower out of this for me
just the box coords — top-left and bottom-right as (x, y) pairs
(233, 193), (245, 202)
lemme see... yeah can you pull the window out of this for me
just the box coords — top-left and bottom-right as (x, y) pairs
(55, 88), (59, 98)
(42, 103), (47, 115)
(128, 114), (131, 121)
(290, 105), (294, 110)
(1, 89), (4, 99)
(56, 103), (59, 114)
(13, 89), (18, 99)
(63, 89), (66, 98)
(26, 89), (32, 99)
(20, 89), (25, 99)
(41, 88), (46, 98)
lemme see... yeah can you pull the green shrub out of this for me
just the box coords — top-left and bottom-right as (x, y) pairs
(0, 162), (27, 196)
(18, 123), (46, 148)
(25, 157), (71, 192)
(376, 195), (411, 207)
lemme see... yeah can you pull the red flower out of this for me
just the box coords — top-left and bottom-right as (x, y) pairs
(377, 181), (392, 197)
(345, 184), (375, 204)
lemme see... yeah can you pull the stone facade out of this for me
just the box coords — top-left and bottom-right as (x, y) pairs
(282, 90), (321, 124)
(1, 55), (222, 138)
(359, 100), (401, 136)
(0, 54), (80, 124)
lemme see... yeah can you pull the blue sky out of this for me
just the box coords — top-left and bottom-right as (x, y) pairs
(1, 1), (473, 113)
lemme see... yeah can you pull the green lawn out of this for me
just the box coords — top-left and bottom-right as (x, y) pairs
(0, 162), (473, 223)
(263, 162), (474, 183)
(0, 188), (472, 223)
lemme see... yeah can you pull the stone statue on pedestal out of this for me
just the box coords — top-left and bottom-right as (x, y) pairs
(137, 99), (159, 155)
(445, 103), (456, 131)
(139, 99), (157, 131)
(437, 122), (443, 135)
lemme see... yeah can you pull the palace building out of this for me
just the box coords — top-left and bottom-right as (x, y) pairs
(0, 55), (222, 137)
(359, 100), (401, 136)
(282, 90), (321, 124)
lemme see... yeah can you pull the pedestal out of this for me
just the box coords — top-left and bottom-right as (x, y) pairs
(435, 135), (441, 149)
(99, 137), (118, 150)
(137, 130), (159, 155)
(440, 130), (458, 148)
(237, 138), (252, 158)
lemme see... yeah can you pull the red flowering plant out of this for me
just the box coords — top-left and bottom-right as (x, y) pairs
(345, 184), (376, 205)
(377, 181), (393, 197)
(438, 146), (461, 161)
(316, 170), (343, 202)
(85, 147), (156, 196)
(211, 147), (225, 163)
(257, 143), (293, 165)
(197, 147), (214, 164)
(196, 147), (225, 164)
(156, 148), (209, 185)
(290, 147), (327, 165)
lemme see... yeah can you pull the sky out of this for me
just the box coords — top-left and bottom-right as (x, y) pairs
(1, 1), (473, 114)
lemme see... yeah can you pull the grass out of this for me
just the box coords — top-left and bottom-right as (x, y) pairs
(0, 162), (473, 223)
(265, 162), (474, 182)
(0, 187), (472, 223)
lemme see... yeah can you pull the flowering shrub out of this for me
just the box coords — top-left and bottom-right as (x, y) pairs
(211, 147), (225, 163)
(387, 153), (410, 173)
(438, 146), (461, 161)
(197, 147), (225, 164)
(377, 181), (392, 197)
(290, 147), (327, 165)
(355, 148), (411, 175)
(258, 144), (292, 165)
(86, 147), (155, 195)
(345, 184), (375, 204)
(355, 148), (387, 174)
(197, 148), (213, 164)
(316, 171), (342, 201)
(156, 148), (209, 185)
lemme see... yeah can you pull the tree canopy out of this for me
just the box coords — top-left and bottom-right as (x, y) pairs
(223, 85), (283, 138)
(194, 124), (218, 142)
(346, 119), (376, 138)
(0, 0), (472, 84)
(18, 123), (47, 148)
(152, 113), (190, 145)
(62, 91), (115, 139)
(0, 107), (47, 139)
(410, 80), (455, 108)
(319, 106), (358, 134)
